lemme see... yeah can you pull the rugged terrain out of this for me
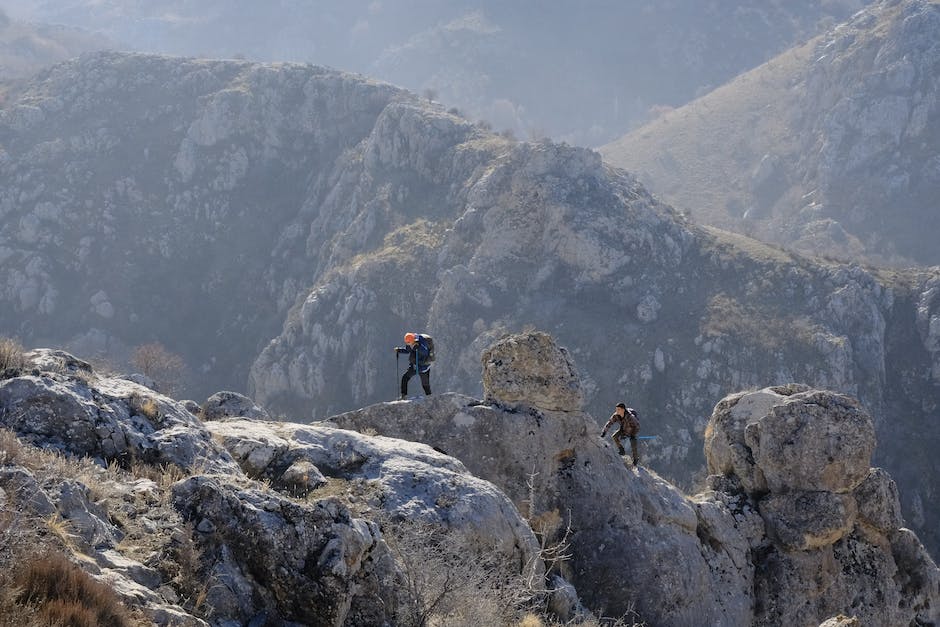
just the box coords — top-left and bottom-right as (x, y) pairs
(1, 50), (939, 556)
(0, 334), (937, 626)
(601, 0), (940, 266)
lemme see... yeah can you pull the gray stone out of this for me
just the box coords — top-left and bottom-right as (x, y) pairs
(758, 491), (857, 551)
(481, 331), (584, 412)
(202, 390), (271, 421)
(706, 386), (875, 495)
(853, 467), (903, 532)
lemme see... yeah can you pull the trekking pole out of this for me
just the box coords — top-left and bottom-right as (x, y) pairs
(395, 352), (400, 400)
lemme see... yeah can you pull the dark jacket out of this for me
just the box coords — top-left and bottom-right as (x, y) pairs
(603, 408), (640, 437)
(395, 336), (432, 372)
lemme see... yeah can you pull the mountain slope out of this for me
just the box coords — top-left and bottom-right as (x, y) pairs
(1, 51), (939, 558)
(600, 0), (940, 266)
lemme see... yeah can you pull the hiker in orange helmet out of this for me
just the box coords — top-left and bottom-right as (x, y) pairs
(394, 332), (433, 399)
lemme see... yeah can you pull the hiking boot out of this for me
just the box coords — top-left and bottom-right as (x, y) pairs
(617, 446), (626, 456)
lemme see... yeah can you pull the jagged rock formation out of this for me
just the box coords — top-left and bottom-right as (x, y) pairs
(0, 348), (551, 625)
(1, 348), (239, 475)
(332, 332), (940, 626)
(601, 0), (940, 267)
(1, 49), (939, 557)
(2, 336), (939, 625)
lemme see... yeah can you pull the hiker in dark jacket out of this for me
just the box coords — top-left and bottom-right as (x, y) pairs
(395, 332), (432, 399)
(601, 402), (640, 466)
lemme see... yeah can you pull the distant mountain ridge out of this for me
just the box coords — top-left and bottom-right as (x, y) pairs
(0, 7), (107, 81)
(2, 0), (869, 145)
(601, 0), (940, 266)
(1, 50), (939, 560)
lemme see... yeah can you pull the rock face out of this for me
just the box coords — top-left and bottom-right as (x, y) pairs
(481, 331), (583, 411)
(2, 49), (939, 558)
(0, 349), (550, 625)
(602, 0), (940, 267)
(0, 339), (938, 625)
(331, 332), (940, 626)
(170, 476), (398, 627)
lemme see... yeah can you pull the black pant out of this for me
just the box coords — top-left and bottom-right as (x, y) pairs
(401, 366), (431, 396)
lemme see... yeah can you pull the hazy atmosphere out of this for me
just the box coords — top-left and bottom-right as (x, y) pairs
(1, 1), (939, 626)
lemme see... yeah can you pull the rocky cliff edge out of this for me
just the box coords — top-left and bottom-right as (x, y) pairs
(1, 332), (937, 625)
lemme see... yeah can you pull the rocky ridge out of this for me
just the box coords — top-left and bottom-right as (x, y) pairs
(1, 333), (937, 626)
(1, 50), (939, 556)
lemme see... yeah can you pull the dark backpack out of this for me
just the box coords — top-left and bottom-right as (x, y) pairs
(624, 408), (640, 435)
(417, 334), (436, 362)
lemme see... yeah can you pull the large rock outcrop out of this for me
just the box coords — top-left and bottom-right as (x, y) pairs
(0, 349), (553, 625)
(702, 385), (939, 626)
(2, 49), (939, 558)
(332, 332), (940, 626)
(0, 348), (239, 475)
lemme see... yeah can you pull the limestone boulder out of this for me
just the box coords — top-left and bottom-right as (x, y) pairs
(205, 418), (543, 577)
(171, 475), (399, 627)
(201, 390), (271, 421)
(705, 385), (875, 494)
(0, 350), (240, 475)
(481, 331), (584, 412)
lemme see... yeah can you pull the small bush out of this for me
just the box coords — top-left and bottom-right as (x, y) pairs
(14, 552), (133, 626)
(0, 336), (25, 373)
(131, 342), (185, 395)
(128, 392), (161, 422)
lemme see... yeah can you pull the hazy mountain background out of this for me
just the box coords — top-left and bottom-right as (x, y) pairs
(601, 0), (940, 267)
(1, 0), (868, 145)
(0, 6), (107, 81)
(2, 0), (939, 560)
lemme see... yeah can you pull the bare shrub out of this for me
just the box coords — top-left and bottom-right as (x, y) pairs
(0, 336), (25, 373)
(524, 471), (573, 583)
(13, 552), (133, 626)
(384, 520), (532, 627)
(0, 428), (24, 465)
(131, 342), (185, 395)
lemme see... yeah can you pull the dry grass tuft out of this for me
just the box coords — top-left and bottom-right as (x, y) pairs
(12, 552), (133, 626)
(0, 336), (26, 373)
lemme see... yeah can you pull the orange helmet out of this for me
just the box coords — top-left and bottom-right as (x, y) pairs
(404, 332), (417, 344)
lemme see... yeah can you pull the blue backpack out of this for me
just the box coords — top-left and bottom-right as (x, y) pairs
(417, 334), (436, 362)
